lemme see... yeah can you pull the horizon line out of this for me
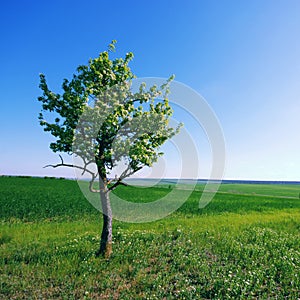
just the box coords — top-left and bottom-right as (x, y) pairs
(2, 175), (300, 184)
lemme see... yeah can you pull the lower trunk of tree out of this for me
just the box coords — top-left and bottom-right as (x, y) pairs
(95, 188), (113, 258)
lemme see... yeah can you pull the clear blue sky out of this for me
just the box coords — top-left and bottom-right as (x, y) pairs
(1, 0), (300, 180)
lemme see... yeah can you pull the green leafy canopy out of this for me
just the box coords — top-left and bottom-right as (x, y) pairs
(38, 40), (181, 182)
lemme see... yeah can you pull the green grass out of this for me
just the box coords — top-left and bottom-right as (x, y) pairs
(213, 183), (300, 198)
(1, 176), (300, 299)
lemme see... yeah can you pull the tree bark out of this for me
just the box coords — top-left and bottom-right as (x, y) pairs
(95, 180), (113, 258)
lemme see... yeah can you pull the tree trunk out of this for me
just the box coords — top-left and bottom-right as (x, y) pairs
(95, 184), (113, 258)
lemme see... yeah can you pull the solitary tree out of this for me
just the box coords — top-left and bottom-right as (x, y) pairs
(38, 41), (179, 258)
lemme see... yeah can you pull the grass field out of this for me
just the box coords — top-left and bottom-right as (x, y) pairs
(1, 176), (300, 299)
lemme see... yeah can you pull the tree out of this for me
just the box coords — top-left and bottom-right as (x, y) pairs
(38, 41), (180, 258)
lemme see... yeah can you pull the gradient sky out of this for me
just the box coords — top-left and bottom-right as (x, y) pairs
(1, 0), (300, 180)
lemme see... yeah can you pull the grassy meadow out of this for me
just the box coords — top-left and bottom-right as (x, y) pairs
(0, 176), (300, 299)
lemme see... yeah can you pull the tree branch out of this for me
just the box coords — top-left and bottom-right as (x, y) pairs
(108, 165), (142, 191)
(88, 173), (100, 193)
(44, 155), (101, 193)
(44, 154), (94, 176)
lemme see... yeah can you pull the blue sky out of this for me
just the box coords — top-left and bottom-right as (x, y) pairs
(1, 0), (300, 180)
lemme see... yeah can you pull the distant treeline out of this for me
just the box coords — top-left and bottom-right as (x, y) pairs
(0, 175), (66, 180)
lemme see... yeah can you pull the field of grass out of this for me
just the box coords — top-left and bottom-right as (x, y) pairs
(1, 176), (300, 299)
